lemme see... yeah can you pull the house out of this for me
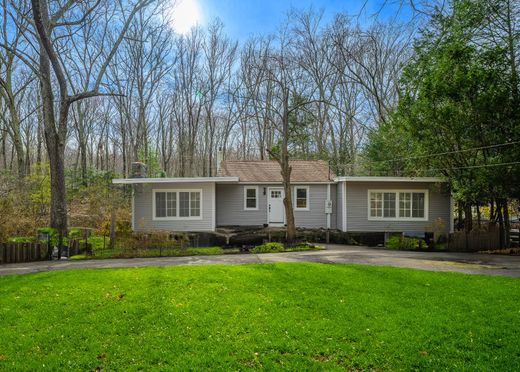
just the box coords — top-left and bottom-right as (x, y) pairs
(112, 160), (453, 235)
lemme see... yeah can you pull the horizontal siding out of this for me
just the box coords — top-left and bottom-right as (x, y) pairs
(133, 182), (215, 232)
(345, 181), (451, 233)
(216, 184), (337, 229)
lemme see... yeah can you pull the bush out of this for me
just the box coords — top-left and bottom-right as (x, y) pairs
(69, 254), (87, 260)
(284, 243), (322, 252)
(386, 235), (426, 250)
(8, 236), (35, 243)
(250, 242), (285, 253)
(89, 235), (109, 250)
(184, 247), (223, 255)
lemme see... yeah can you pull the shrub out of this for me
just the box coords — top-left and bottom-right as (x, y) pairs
(8, 236), (35, 243)
(89, 235), (109, 251)
(284, 243), (322, 251)
(69, 254), (87, 260)
(250, 242), (285, 253)
(184, 247), (223, 255)
(386, 235), (426, 250)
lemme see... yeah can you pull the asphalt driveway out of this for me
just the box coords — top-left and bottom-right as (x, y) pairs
(1, 244), (520, 277)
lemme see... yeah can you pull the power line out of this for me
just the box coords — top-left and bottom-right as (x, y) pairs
(334, 140), (520, 168)
(348, 161), (520, 177)
(423, 161), (520, 173)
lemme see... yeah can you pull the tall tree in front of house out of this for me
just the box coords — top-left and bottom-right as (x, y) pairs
(244, 22), (326, 243)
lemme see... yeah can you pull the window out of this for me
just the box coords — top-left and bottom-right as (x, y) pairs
(399, 192), (411, 217)
(271, 190), (282, 198)
(369, 190), (427, 220)
(412, 192), (425, 218)
(383, 193), (396, 217)
(154, 190), (202, 219)
(190, 192), (201, 217)
(294, 186), (309, 210)
(155, 192), (176, 218)
(244, 187), (258, 210)
(370, 192), (383, 217)
(179, 192), (190, 217)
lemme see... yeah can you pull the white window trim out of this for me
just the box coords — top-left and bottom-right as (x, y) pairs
(152, 189), (203, 221)
(294, 186), (310, 211)
(367, 189), (429, 221)
(243, 186), (259, 211)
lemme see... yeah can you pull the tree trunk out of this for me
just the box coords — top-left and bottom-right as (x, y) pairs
(34, 0), (69, 254)
(281, 89), (296, 244)
(457, 201), (464, 230)
(464, 203), (472, 232)
(503, 199), (511, 248)
(497, 199), (505, 249)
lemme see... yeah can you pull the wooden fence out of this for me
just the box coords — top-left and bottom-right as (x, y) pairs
(447, 229), (501, 252)
(0, 242), (48, 264)
(511, 230), (519, 247)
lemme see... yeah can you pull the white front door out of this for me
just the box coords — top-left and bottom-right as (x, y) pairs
(268, 188), (285, 225)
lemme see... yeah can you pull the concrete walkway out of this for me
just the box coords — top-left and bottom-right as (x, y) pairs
(1, 245), (520, 277)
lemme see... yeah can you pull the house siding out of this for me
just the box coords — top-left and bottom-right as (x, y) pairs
(344, 181), (451, 233)
(216, 184), (337, 229)
(133, 182), (215, 232)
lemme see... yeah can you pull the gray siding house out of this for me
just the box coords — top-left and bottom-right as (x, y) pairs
(113, 160), (453, 235)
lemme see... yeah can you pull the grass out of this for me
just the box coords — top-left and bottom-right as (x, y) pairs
(0, 263), (519, 370)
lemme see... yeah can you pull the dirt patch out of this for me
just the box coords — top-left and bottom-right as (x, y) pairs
(480, 248), (520, 256)
(418, 259), (499, 270)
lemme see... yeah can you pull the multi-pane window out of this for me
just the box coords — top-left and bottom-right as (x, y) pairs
(179, 192), (190, 217)
(155, 192), (176, 218)
(295, 187), (309, 210)
(383, 193), (396, 217)
(244, 187), (258, 210)
(190, 192), (201, 216)
(370, 192), (383, 217)
(370, 190), (427, 220)
(399, 192), (411, 217)
(154, 190), (201, 219)
(412, 193), (425, 218)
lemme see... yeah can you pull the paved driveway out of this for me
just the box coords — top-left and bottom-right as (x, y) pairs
(1, 245), (520, 277)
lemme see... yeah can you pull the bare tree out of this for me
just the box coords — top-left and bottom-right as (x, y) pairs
(22, 0), (155, 251)
(0, 0), (35, 177)
(200, 19), (238, 175)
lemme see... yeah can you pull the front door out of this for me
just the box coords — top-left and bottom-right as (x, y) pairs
(268, 188), (285, 225)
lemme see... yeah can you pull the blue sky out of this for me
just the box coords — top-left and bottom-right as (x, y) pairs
(195, 0), (409, 41)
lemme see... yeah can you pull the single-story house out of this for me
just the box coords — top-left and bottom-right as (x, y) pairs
(112, 160), (453, 235)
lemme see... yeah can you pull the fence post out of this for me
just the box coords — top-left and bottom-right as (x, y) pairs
(5, 244), (10, 264)
(16, 243), (20, 263)
(23, 243), (28, 262)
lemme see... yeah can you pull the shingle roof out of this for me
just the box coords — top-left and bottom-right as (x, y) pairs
(218, 160), (334, 182)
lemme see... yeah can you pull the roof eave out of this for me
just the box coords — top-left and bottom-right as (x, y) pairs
(112, 176), (239, 184)
(334, 176), (446, 183)
(238, 181), (336, 184)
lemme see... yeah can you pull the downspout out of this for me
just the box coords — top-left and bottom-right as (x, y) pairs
(326, 183), (331, 230)
(131, 185), (135, 231)
(449, 194), (454, 233)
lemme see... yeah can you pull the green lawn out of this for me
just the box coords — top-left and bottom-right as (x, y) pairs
(0, 264), (519, 370)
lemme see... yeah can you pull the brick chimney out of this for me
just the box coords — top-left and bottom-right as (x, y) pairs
(130, 162), (147, 178)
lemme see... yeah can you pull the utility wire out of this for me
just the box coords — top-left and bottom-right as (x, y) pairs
(334, 140), (520, 168)
(422, 161), (520, 173)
